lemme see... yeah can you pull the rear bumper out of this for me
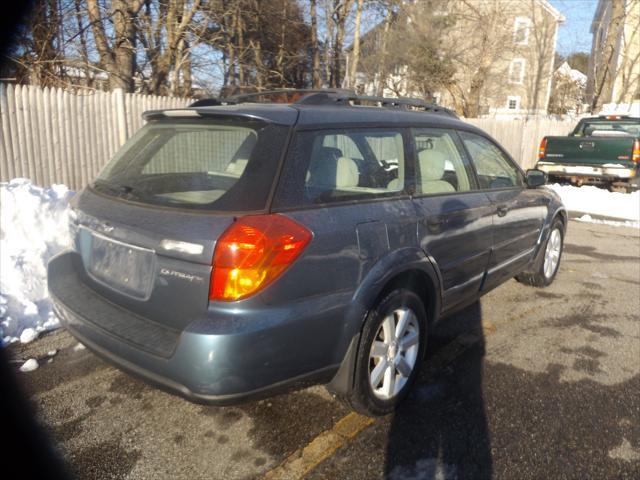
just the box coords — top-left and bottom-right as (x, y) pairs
(48, 252), (345, 404)
(537, 162), (637, 181)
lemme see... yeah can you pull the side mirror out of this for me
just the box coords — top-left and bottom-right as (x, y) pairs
(525, 169), (547, 188)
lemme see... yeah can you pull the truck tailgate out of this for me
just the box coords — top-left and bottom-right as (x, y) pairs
(542, 136), (636, 167)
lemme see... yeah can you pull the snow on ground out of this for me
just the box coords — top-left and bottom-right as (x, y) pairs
(547, 184), (639, 228)
(0, 179), (74, 345)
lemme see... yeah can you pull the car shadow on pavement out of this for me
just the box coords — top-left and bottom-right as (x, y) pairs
(384, 301), (492, 480)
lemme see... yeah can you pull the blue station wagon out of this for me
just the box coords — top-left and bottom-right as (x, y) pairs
(48, 90), (567, 416)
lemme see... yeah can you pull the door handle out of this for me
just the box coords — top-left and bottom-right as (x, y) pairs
(496, 205), (509, 217)
(425, 216), (445, 228)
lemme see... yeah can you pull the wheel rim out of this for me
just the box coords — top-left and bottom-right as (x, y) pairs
(543, 228), (562, 279)
(368, 307), (420, 400)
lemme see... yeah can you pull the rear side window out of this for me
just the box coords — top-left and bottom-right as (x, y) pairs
(275, 129), (406, 207)
(459, 132), (523, 189)
(413, 129), (474, 195)
(93, 119), (288, 211)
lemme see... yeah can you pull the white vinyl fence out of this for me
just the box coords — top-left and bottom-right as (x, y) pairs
(0, 82), (577, 189)
(0, 83), (191, 190)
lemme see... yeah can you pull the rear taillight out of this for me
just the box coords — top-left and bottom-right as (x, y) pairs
(209, 214), (312, 301)
(538, 137), (547, 159)
(633, 139), (640, 163)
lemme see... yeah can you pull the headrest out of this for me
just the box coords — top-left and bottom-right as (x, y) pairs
(418, 150), (447, 181)
(335, 157), (359, 188)
(307, 154), (359, 189)
(317, 146), (343, 162)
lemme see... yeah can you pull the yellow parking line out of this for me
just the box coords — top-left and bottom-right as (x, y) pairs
(263, 321), (499, 479)
(262, 412), (374, 480)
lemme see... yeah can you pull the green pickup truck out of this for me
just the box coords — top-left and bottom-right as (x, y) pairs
(536, 115), (640, 192)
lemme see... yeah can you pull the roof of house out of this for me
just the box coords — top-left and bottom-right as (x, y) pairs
(555, 61), (588, 85)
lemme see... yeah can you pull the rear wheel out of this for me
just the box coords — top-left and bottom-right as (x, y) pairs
(347, 289), (427, 416)
(516, 218), (564, 287)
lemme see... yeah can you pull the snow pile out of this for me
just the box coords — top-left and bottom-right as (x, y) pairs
(0, 179), (74, 345)
(575, 214), (640, 229)
(19, 358), (39, 372)
(547, 184), (639, 228)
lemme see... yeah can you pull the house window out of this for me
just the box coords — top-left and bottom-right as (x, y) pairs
(507, 96), (521, 110)
(508, 59), (525, 84)
(513, 17), (531, 45)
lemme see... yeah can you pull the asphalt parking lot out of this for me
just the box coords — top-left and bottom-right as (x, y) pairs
(8, 219), (640, 480)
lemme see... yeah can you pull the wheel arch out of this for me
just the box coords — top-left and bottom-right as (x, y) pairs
(327, 248), (441, 396)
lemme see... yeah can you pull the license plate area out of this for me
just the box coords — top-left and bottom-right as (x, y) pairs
(79, 227), (156, 300)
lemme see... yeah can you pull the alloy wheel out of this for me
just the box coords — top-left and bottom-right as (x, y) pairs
(543, 228), (562, 279)
(368, 307), (420, 400)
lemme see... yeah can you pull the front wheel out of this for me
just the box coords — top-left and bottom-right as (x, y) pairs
(516, 218), (564, 287)
(347, 289), (427, 416)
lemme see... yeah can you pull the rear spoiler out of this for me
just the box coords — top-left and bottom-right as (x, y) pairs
(142, 107), (297, 126)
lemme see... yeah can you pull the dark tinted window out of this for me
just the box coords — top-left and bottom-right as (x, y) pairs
(275, 129), (406, 207)
(460, 131), (523, 189)
(93, 119), (288, 211)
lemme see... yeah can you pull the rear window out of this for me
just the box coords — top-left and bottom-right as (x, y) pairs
(93, 119), (288, 211)
(575, 121), (640, 137)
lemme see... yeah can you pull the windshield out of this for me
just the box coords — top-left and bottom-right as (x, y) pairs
(575, 121), (640, 137)
(93, 119), (287, 211)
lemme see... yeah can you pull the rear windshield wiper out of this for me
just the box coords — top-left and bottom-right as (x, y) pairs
(92, 180), (140, 199)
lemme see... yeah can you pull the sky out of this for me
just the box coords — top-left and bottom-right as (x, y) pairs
(549, 0), (600, 55)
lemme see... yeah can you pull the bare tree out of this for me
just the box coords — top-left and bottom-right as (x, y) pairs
(329, 0), (353, 87)
(451, 0), (514, 117)
(527, 0), (560, 114)
(357, 1), (453, 99)
(548, 69), (585, 115)
(86, 0), (145, 91)
(310, 0), (321, 87)
(4, 0), (66, 87)
(375, 3), (393, 96)
(137, 0), (202, 95)
(346, 0), (363, 88)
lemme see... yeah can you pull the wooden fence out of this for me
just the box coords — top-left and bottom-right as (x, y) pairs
(1, 83), (577, 189)
(464, 117), (575, 170)
(0, 83), (190, 189)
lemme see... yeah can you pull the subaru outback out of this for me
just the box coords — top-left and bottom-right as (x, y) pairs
(48, 90), (567, 416)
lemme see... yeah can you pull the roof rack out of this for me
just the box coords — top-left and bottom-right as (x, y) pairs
(188, 89), (458, 118)
(297, 91), (458, 117)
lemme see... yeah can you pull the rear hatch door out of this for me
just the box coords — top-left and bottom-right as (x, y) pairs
(68, 114), (292, 332)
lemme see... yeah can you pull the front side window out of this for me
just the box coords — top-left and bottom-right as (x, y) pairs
(413, 129), (474, 195)
(460, 132), (523, 189)
(275, 129), (406, 207)
(94, 119), (287, 211)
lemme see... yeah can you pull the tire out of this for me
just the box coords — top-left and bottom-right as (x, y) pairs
(515, 218), (564, 287)
(347, 289), (427, 416)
